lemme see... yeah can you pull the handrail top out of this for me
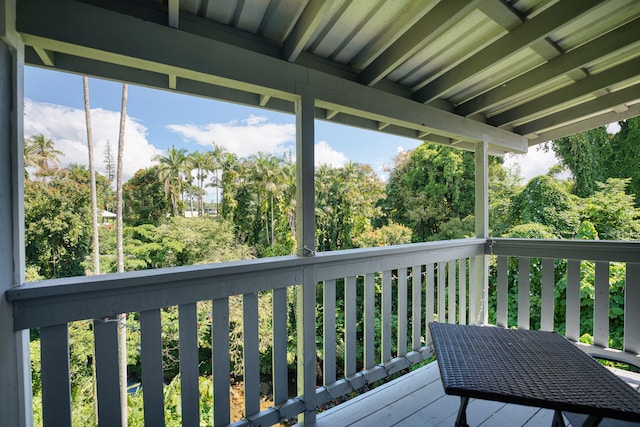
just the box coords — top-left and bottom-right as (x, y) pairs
(6, 238), (486, 302)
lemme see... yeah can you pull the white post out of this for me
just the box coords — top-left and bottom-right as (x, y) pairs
(0, 1), (32, 425)
(295, 85), (317, 425)
(473, 139), (489, 325)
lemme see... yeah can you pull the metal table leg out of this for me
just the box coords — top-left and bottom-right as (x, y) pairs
(455, 396), (470, 427)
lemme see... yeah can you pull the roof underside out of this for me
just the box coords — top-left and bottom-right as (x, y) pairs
(17, 0), (640, 154)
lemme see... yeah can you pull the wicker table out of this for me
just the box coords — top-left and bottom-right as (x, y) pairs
(428, 322), (640, 427)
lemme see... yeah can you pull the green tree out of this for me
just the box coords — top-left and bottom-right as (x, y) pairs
(383, 143), (477, 241)
(123, 166), (171, 226)
(24, 133), (64, 178)
(155, 146), (188, 216)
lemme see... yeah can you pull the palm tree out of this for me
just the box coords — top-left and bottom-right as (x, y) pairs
(250, 152), (284, 247)
(187, 150), (212, 215)
(210, 143), (228, 215)
(154, 146), (188, 216)
(116, 82), (128, 426)
(83, 76), (100, 277)
(24, 133), (63, 177)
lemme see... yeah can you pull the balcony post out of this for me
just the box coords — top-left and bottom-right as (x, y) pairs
(295, 86), (317, 424)
(0, 2), (32, 425)
(472, 140), (489, 325)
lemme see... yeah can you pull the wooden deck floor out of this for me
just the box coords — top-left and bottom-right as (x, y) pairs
(303, 361), (640, 427)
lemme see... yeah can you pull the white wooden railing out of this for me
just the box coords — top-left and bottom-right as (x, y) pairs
(6, 238), (640, 426)
(7, 239), (486, 427)
(489, 238), (640, 367)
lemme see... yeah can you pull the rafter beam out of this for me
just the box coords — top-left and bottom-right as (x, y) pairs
(527, 102), (640, 146)
(33, 46), (54, 66)
(414, 0), (604, 103)
(282, 0), (335, 62)
(360, 0), (480, 87)
(454, 18), (640, 117)
(259, 95), (271, 106)
(514, 82), (640, 136)
(489, 56), (640, 127)
(168, 0), (179, 28)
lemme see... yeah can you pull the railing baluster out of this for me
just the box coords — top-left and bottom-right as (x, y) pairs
(243, 293), (260, 417)
(518, 257), (530, 330)
(345, 276), (357, 375)
(94, 317), (122, 427)
(625, 263), (640, 354)
(140, 309), (165, 426)
(426, 263), (435, 343)
(438, 262), (446, 323)
(459, 259), (467, 325)
(40, 324), (71, 427)
(496, 256), (508, 327)
(412, 265), (422, 350)
(272, 288), (288, 404)
(179, 303), (200, 427)
(382, 270), (392, 362)
(594, 261), (610, 348)
(448, 261), (456, 324)
(566, 260), (581, 341)
(398, 267), (407, 356)
(364, 273), (375, 369)
(541, 259), (555, 332)
(323, 280), (336, 384)
(469, 257), (477, 324)
(212, 298), (230, 426)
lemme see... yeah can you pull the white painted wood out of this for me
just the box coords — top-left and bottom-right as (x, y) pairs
(489, 239), (640, 263)
(178, 303), (200, 426)
(469, 257), (478, 325)
(243, 293), (260, 417)
(94, 318), (123, 427)
(438, 262), (446, 323)
(322, 279), (336, 385)
(0, 11), (31, 427)
(459, 258), (467, 325)
(517, 257), (530, 329)
(496, 256), (508, 328)
(426, 263), (435, 343)
(625, 263), (640, 355)
(364, 273), (375, 369)
(448, 261), (456, 324)
(345, 276), (357, 376)
(212, 298), (230, 426)
(382, 270), (392, 362)
(40, 324), (71, 427)
(594, 261), (610, 348)
(272, 288), (288, 405)
(140, 309), (165, 426)
(474, 141), (489, 326)
(412, 266), (422, 350)
(296, 265), (317, 425)
(397, 268), (407, 356)
(541, 258), (555, 332)
(566, 260), (581, 342)
(295, 88), (315, 256)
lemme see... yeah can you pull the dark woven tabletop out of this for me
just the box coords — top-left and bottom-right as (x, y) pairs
(429, 322), (640, 422)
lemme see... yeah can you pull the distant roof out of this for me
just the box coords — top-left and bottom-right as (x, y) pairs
(101, 210), (116, 218)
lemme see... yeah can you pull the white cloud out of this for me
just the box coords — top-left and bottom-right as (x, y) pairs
(167, 116), (296, 158)
(503, 147), (561, 181)
(315, 140), (348, 167)
(24, 99), (162, 180)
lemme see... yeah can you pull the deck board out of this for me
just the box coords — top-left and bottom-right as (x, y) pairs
(302, 361), (640, 427)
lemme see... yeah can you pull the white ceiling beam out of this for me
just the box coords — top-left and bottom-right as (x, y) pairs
(259, 95), (271, 106)
(168, 0), (179, 28)
(527, 102), (640, 146)
(360, 0), (481, 87)
(514, 83), (640, 136)
(17, 0), (527, 153)
(454, 18), (640, 117)
(282, 0), (335, 62)
(33, 46), (54, 66)
(489, 56), (640, 127)
(168, 74), (177, 89)
(414, 0), (605, 103)
(325, 109), (339, 120)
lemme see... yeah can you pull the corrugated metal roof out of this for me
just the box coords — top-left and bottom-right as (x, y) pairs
(19, 0), (640, 151)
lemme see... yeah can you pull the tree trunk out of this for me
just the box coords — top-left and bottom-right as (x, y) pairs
(116, 82), (128, 426)
(83, 75), (100, 424)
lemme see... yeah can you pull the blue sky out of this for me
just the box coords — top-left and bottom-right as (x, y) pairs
(24, 66), (555, 198)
